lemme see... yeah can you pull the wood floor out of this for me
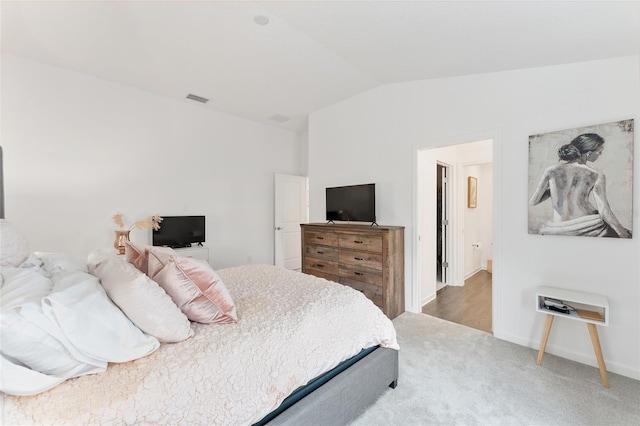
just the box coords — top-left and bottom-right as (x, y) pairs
(421, 270), (492, 333)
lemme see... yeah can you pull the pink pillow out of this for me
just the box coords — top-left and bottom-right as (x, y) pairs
(124, 241), (175, 274)
(147, 253), (237, 324)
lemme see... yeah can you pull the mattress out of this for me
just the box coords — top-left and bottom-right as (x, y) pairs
(2, 264), (398, 425)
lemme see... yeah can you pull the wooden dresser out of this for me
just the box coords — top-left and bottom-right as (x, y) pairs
(301, 223), (404, 319)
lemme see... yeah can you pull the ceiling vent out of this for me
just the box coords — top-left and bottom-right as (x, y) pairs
(269, 114), (291, 123)
(186, 94), (209, 104)
(253, 15), (270, 26)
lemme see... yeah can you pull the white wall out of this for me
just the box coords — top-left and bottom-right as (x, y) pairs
(309, 56), (640, 379)
(478, 163), (493, 271)
(464, 163), (493, 278)
(1, 54), (306, 268)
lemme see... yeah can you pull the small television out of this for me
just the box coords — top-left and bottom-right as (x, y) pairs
(326, 183), (376, 223)
(153, 216), (205, 248)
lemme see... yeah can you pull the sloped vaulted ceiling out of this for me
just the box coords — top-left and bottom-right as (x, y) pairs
(2, 1), (638, 132)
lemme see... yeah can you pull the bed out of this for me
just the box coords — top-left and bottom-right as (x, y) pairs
(0, 230), (399, 425)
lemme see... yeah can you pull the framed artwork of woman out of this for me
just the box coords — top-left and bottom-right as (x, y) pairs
(528, 119), (634, 239)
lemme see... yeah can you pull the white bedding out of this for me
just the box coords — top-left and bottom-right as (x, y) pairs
(3, 264), (398, 425)
(1, 256), (160, 396)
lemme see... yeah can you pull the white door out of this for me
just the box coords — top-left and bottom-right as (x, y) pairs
(274, 174), (308, 270)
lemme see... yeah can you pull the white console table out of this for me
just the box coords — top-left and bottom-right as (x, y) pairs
(174, 246), (209, 263)
(535, 286), (609, 387)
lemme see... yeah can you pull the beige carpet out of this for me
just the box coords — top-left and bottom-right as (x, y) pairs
(351, 312), (640, 425)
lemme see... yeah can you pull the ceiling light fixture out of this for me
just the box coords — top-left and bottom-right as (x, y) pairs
(186, 94), (209, 104)
(253, 15), (270, 26)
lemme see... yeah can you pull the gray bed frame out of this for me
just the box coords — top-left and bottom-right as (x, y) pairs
(267, 347), (398, 425)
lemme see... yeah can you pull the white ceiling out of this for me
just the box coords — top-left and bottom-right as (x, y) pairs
(2, 1), (639, 133)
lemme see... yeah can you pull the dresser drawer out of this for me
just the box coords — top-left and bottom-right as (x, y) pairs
(338, 264), (382, 287)
(338, 233), (383, 252)
(341, 278), (383, 309)
(305, 269), (339, 283)
(304, 258), (339, 276)
(304, 231), (338, 247)
(305, 245), (338, 261)
(339, 249), (382, 270)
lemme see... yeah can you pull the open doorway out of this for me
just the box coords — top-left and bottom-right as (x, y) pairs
(436, 163), (450, 289)
(417, 139), (493, 333)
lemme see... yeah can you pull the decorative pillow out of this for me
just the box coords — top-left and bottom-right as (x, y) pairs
(148, 254), (238, 324)
(86, 249), (112, 271)
(88, 253), (193, 343)
(0, 219), (30, 267)
(124, 241), (175, 274)
(124, 240), (148, 272)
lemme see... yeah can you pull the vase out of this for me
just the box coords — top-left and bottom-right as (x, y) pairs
(114, 230), (131, 255)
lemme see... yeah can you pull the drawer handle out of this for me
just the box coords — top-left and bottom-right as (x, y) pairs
(354, 240), (364, 244)
(317, 251), (324, 254)
(316, 236), (324, 240)
(315, 264), (324, 268)
(354, 272), (364, 276)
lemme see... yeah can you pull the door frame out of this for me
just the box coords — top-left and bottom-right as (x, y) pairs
(436, 161), (452, 288)
(413, 129), (503, 338)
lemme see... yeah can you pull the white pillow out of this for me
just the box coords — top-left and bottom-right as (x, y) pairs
(18, 253), (44, 271)
(88, 253), (193, 343)
(0, 219), (29, 267)
(35, 252), (88, 276)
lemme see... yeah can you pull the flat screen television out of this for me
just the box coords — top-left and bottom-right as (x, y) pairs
(153, 215), (205, 248)
(326, 183), (376, 223)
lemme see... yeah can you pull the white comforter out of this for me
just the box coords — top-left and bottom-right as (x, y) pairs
(3, 264), (398, 425)
(1, 254), (160, 396)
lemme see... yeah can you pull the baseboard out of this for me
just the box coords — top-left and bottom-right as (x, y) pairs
(464, 267), (483, 280)
(421, 293), (436, 307)
(498, 332), (640, 381)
